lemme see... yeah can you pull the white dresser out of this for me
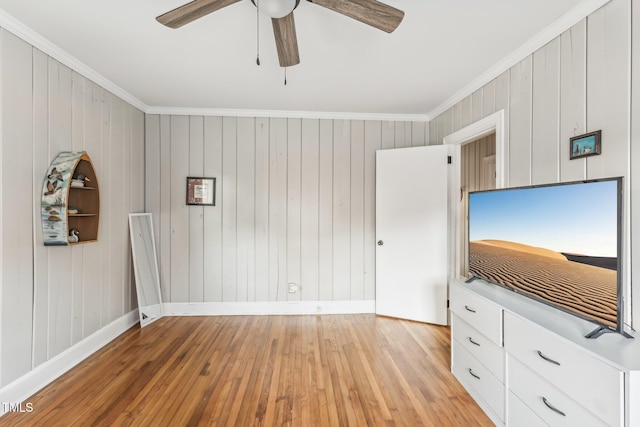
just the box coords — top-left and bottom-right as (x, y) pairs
(450, 278), (640, 427)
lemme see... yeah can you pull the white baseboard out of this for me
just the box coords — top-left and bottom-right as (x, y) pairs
(163, 300), (376, 316)
(0, 310), (139, 416)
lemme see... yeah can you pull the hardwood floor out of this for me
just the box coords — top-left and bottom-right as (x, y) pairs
(2, 315), (492, 426)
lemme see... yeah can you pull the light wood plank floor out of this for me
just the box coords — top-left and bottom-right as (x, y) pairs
(2, 315), (492, 426)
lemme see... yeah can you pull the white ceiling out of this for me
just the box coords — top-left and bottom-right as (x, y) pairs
(0, 0), (595, 117)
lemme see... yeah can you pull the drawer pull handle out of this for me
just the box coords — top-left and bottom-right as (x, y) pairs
(537, 350), (561, 366)
(464, 305), (476, 313)
(468, 337), (480, 346)
(468, 368), (480, 380)
(542, 397), (566, 417)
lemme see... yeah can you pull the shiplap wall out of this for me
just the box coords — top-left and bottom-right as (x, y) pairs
(145, 117), (428, 304)
(431, 0), (639, 327)
(0, 29), (144, 387)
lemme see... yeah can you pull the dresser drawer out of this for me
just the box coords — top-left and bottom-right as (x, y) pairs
(504, 312), (622, 426)
(507, 391), (546, 427)
(451, 314), (504, 382)
(508, 355), (608, 426)
(452, 340), (504, 421)
(450, 282), (502, 345)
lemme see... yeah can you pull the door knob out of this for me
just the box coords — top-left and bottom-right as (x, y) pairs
(377, 240), (384, 246)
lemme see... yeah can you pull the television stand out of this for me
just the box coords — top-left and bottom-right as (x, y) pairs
(586, 325), (634, 339)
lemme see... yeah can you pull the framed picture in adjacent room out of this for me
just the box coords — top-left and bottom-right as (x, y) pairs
(186, 177), (215, 206)
(570, 130), (601, 160)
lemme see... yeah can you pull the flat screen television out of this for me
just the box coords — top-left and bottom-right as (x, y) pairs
(467, 177), (630, 338)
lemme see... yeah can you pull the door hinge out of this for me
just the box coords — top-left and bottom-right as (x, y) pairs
(447, 155), (452, 164)
(447, 299), (450, 308)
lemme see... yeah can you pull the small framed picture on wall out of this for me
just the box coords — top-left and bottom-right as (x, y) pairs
(570, 130), (601, 160)
(186, 177), (215, 206)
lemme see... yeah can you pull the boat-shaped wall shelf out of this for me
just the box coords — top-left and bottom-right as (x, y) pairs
(41, 151), (100, 246)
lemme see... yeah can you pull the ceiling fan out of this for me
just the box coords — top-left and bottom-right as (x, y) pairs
(156, 0), (404, 67)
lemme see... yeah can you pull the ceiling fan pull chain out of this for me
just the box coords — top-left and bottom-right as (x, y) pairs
(284, 68), (287, 85)
(256, 0), (261, 65)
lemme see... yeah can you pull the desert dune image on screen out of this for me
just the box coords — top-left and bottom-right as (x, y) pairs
(468, 180), (619, 328)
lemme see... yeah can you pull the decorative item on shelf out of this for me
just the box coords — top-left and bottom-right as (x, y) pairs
(570, 130), (601, 160)
(42, 151), (100, 246)
(68, 228), (79, 243)
(71, 173), (92, 188)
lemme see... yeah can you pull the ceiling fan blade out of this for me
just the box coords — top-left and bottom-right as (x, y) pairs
(156, 0), (242, 29)
(272, 14), (300, 67)
(308, 0), (404, 33)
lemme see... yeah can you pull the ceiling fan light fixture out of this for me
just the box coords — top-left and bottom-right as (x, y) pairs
(258, 0), (297, 18)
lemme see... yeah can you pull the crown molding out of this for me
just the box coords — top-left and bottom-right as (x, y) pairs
(426, 0), (611, 121)
(0, 8), (428, 122)
(0, 8), (148, 112)
(145, 106), (429, 122)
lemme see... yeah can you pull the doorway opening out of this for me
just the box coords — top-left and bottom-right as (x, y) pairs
(443, 110), (506, 280)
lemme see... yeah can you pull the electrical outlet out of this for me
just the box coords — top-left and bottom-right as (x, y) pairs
(288, 283), (299, 293)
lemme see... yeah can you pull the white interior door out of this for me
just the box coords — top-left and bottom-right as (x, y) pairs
(375, 145), (449, 324)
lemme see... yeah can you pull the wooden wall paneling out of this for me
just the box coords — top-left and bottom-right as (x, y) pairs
(586, 0), (632, 327)
(428, 118), (437, 146)
(531, 38), (561, 185)
(471, 89), (483, 123)
(631, 0), (640, 329)
(586, 0), (630, 180)
(108, 97), (126, 318)
(189, 116), (205, 302)
(461, 143), (468, 194)
(254, 117), (269, 302)
(424, 121), (430, 146)
(393, 121), (406, 148)
(47, 58), (73, 358)
(509, 57), (533, 187)
(287, 119), (302, 302)
(301, 119), (320, 301)
(159, 115), (172, 301)
(364, 121), (381, 300)
(494, 70), (510, 186)
(131, 109), (145, 213)
(1, 31), (33, 385)
(203, 117), (223, 302)
(100, 90), (113, 325)
(350, 121), (365, 300)
(145, 115), (161, 237)
(0, 29), (3, 386)
(467, 139), (477, 192)
(318, 120), (333, 301)
(333, 120), (351, 300)
(451, 102), (462, 133)
(442, 109), (453, 140)
(483, 79), (496, 117)
(404, 122), (413, 147)
(461, 95), (473, 128)
(221, 117), (238, 302)
(82, 81), (105, 337)
(32, 47), (50, 368)
(269, 118), (288, 301)
(559, 20), (587, 182)
(123, 103), (134, 312)
(411, 122), (426, 147)
(70, 72), (85, 344)
(170, 115), (190, 302)
(381, 121), (395, 150)
(237, 117), (256, 302)
(434, 114), (443, 145)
